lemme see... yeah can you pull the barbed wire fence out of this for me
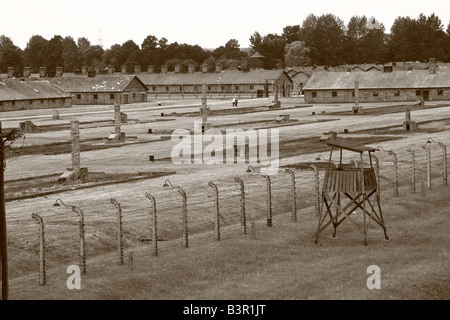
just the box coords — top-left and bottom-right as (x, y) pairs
(5, 140), (448, 284)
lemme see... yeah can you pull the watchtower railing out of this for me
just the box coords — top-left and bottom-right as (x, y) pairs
(322, 168), (377, 193)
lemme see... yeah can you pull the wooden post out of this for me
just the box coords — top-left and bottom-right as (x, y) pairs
(262, 175), (273, 227)
(31, 213), (46, 286)
(208, 182), (220, 241)
(407, 148), (416, 193)
(145, 193), (158, 257)
(285, 169), (297, 222)
(110, 198), (123, 265)
(234, 177), (247, 235)
(72, 206), (86, 275)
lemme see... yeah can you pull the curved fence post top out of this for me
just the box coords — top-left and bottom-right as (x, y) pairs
(71, 205), (83, 218)
(208, 181), (218, 188)
(145, 192), (155, 202)
(285, 168), (295, 174)
(31, 213), (43, 224)
(234, 176), (244, 184)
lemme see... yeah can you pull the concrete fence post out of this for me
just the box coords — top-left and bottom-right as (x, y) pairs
(407, 148), (416, 193)
(310, 164), (320, 216)
(425, 139), (448, 187)
(145, 192), (158, 257)
(208, 182), (220, 241)
(439, 142), (448, 186)
(72, 206), (86, 275)
(285, 169), (297, 222)
(31, 213), (46, 286)
(110, 198), (123, 265)
(377, 147), (398, 196)
(262, 174), (273, 227)
(390, 151), (399, 197)
(178, 187), (188, 249)
(234, 177), (247, 235)
(422, 144), (432, 189)
(441, 142), (448, 186)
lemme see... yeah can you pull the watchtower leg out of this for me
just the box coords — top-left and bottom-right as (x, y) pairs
(315, 193), (326, 245)
(376, 194), (389, 241)
(332, 193), (340, 238)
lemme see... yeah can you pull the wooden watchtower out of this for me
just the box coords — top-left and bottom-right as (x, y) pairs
(315, 141), (389, 246)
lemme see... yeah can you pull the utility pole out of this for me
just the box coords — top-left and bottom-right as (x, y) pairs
(0, 121), (9, 300)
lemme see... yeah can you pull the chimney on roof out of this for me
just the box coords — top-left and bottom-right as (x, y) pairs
(188, 64), (195, 73)
(23, 67), (31, 78)
(108, 65), (114, 75)
(134, 65), (141, 74)
(121, 65), (127, 74)
(201, 64), (208, 73)
(81, 66), (88, 76)
(7, 67), (14, 78)
(55, 67), (63, 77)
(39, 67), (47, 78)
(429, 58), (438, 74)
(215, 65), (222, 73)
(174, 64), (181, 73)
(161, 65), (168, 74)
(147, 65), (154, 74)
(383, 65), (393, 73)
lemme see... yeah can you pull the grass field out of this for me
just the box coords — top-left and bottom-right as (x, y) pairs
(1, 96), (449, 300)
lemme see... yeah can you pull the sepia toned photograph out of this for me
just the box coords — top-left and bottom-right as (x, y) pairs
(0, 0), (449, 308)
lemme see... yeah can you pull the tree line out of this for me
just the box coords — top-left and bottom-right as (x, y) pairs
(1, 13), (450, 74)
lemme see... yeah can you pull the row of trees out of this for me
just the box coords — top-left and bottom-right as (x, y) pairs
(1, 13), (450, 74)
(252, 13), (450, 69)
(0, 35), (246, 74)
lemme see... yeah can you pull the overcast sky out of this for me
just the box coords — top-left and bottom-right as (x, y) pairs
(1, 0), (449, 50)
